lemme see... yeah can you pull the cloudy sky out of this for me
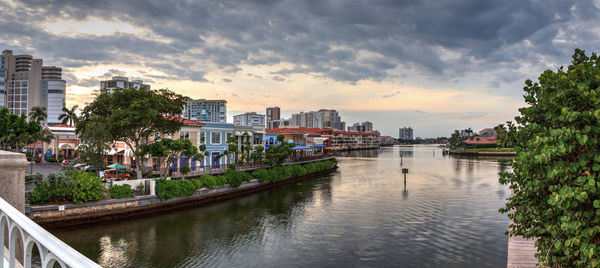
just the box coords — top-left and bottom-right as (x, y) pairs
(1, 0), (598, 137)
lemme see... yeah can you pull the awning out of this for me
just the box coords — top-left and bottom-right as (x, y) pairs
(59, 143), (75, 149)
(234, 131), (242, 136)
(106, 148), (125, 155)
(314, 144), (328, 148)
(292, 145), (312, 150)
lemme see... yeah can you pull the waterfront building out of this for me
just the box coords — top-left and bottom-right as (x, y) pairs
(267, 118), (290, 129)
(267, 127), (377, 151)
(318, 109), (344, 130)
(100, 76), (150, 92)
(1, 50), (66, 125)
(234, 125), (266, 157)
(479, 128), (497, 137)
(233, 112), (265, 126)
(290, 111), (323, 128)
(363, 121), (373, 132)
(198, 122), (234, 168)
(399, 127), (414, 140)
(182, 99), (227, 123)
(25, 125), (79, 160)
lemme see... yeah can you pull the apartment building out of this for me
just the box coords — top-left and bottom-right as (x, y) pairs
(290, 111), (323, 128)
(100, 76), (150, 92)
(182, 99), (227, 123)
(399, 127), (414, 140)
(233, 112), (265, 126)
(1, 50), (66, 126)
(318, 109), (344, 130)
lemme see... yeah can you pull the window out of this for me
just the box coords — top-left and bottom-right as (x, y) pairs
(211, 132), (221, 144)
(179, 131), (190, 140)
(200, 132), (206, 144)
(226, 132), (232, 142)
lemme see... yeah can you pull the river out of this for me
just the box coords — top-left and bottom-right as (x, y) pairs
(52, 145), (511, 267)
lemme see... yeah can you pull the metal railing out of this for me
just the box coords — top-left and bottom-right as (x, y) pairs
(0, 197), (100, 268)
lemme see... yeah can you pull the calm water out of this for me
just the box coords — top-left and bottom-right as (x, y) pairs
(53, 145), (511, 267)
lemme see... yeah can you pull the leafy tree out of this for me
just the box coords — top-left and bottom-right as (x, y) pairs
(448, 130), (464, 147)
(0, 107), (44, 151)
(250, 145), (265, 163)
(77, 88), (188, 180)
(494, 121), (519, 148)
(59, 105), (79, 126)
(264, 135), (295, 166)
(500, 49), (600, 267)
(139, 138), (202, 177)
(28, 106), (47, 123)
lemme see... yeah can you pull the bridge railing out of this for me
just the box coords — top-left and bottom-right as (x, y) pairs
(0, 197), (100, 268)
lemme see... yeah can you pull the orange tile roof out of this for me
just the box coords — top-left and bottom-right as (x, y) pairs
(464, 136), (497, 144)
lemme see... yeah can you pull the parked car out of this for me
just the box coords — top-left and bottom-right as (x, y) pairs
(102, 169), (131, 182)
(61, 159), (76, 166)
(74, 164), (90, 171)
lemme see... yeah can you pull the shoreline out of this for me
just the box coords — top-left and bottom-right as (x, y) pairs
(449, 150), (516, 156)
(30, 166), (338, 229)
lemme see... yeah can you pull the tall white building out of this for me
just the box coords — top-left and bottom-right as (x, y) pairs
(399, 127), (414, 140)
(290, 111), (323, 128)
(100, 76), (150, 92)
(233, 112), (265, 126)
(182, 99), (227, 123)
(1, 50), (66, 126)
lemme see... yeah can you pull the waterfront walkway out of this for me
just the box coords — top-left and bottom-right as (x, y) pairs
(507, 235), (538, 268)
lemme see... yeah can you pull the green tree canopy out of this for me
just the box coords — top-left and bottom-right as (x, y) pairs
(0, 107), (44, 151)
(139, 138), (203, 177)
(59, 105), (79, 126)
(28, 106), (47, 123)
(77, 88), (188, 179)
(264, 135), (294, 166)
(500, 49), (600, 267)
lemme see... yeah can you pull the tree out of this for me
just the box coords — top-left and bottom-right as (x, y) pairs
(77, 88), (188, 180)
(28, 106), (47, 123)
(250, 145), (265, 163)
(264, 135), (295, 166)
(494, 121), (519, 148)
(139, 138), (202, 178)
(0, 107), (44, 151)
(500, 49), (600, 267)
(448, 130), (464, 147)
(59, 105), (79, 126)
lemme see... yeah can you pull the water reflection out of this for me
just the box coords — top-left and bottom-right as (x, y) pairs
(54, 145), (511, 268)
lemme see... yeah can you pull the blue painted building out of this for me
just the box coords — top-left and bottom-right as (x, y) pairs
(200, 122), (234, 168)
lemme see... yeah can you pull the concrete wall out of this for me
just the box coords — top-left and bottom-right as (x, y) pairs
(113, 179), (155, 195)
(0, 150), (28, 212)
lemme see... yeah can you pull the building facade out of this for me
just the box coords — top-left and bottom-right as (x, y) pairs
(1, 50), (66, 125)
(233, 112), (265, 126)
(100, 76), (150, 92)
(318, 109), (344, 130)
(290, 111), (323, 128)
(182, 99), (227, 123)
(399, 127), (414, 140)
(266, 107), (280, 121)
(199, 122), (234, 168)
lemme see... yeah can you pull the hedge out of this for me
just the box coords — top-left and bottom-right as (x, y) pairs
(108, 184), (135, 199)
(155, 159), (337, 200)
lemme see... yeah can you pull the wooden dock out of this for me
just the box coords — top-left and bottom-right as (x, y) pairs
(507, 234), (539, 268)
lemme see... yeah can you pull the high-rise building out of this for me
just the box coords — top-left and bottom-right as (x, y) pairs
(290, 111), (323, 128)
(318, 109), (344, 130)
(399, 127), (414, 140)
(266, 107), (280, 121)
(363, 121), (373, 132)
(100, 76), (150, 92)
(347, 121), (374, 132)
(182, 99), (227, 123)
(1, 50), (66, 126)
(233, 112), (265, 126)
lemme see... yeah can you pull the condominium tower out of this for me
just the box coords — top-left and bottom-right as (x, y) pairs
(182, 99), (227, 123)
(234, 112), (265, 126)
(100, 76), (150, 92)
(399, 127), (414, 140)
(1, 50), (66, 126)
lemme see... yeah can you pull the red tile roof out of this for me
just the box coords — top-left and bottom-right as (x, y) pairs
(464, 136), (497, 144)
(164, 116), (205, 125)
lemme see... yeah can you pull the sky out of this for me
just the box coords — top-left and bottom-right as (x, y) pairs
(1, 0), (599, 137)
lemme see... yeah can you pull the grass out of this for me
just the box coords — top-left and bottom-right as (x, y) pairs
(452, 147), (514, 152)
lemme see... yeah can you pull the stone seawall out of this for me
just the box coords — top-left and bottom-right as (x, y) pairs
(30, 167), (338, 229)
(449, 151), (516, 156)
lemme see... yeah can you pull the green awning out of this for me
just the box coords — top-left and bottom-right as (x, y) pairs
(107, 163), (127, 169)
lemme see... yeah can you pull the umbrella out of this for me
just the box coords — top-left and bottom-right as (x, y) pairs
(106, 163), (126, 169)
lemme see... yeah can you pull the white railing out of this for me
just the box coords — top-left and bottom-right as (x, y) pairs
(0, 197), (101, 268)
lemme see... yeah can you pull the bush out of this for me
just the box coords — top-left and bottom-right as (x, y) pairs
(45, 157), (57, 163)
(68, 170), (105, 204)
(155, 178), (197, 200)
(199, 175), (218, 189)
(499, 49), (600, 267)
(288, 165), (307, 177)
(215, 175), (228, 186)
(191, 179), (205, 190)
(25, 173), (43, 183)
(108, 184), (135, 199)
(222, 170), (251, 187)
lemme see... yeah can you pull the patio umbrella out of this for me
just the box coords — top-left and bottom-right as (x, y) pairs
(106, 163), (127, 181)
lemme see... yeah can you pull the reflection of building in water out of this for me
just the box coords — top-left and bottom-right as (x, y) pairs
(334, 148), (381, 158)
(398, 147), (414, 158)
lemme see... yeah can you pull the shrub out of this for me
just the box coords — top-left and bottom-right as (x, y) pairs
(288, 165), (307, 177)
(180, 164), (191, 175)
(108, 184), (135, 199)
(25, 173), (43, 183)
(252, 168), (276, 182)
(199, 175), (218, 189)
(222, 170), (251, 187)
(45, 157), (57, 163)
(68, 170), (105, 204)
(191, 179), (205, 190)
(215, 175), (228, 186)
(155, 178), (196, 200)
(499, 49), (600, 267)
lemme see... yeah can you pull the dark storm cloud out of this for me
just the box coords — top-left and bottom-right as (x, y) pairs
(2, 0), (599, 90)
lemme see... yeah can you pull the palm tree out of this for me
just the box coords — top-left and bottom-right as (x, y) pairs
(58, 105), (79, 126)
(28, 106), (47, 123)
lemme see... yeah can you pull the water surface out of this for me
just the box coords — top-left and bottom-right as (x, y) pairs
(53, 145), (511, 267)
